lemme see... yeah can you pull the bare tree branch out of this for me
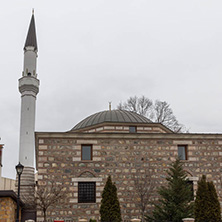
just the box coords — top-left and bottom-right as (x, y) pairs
(117, 96), (186, 133)
(23, 182), (67, 222)
(132, 166), (155, 222)
(153, 100), (185, 133)
(118, 96), (153, 117)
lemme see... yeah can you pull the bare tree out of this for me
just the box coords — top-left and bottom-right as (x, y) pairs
(24, 182), (67, 222)
(132, 167), (155, 222)
(117, 95), (153, 116)
(153, 100), (185, 133)
(117, 95), (185, 133)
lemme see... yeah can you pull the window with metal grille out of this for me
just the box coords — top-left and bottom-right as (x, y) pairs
(78, 182), (96, 203)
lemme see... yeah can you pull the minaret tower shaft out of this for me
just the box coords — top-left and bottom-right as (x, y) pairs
(18, 12), (39, 213)
(19, 12), (39, 167)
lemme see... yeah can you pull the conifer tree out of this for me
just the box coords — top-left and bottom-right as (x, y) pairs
(195, 175), (221, 222)
(194, 175), (208, 222)
(100, 175), (122, 222)
(207, 181), (221, 221)
(146, 159), (194, 222)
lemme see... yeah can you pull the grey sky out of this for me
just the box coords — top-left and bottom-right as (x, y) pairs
(1, 0), (222, 179)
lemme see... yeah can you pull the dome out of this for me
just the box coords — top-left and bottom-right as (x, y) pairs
(71, 110), (152, 131)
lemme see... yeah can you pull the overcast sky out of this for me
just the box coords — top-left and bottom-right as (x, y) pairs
(1, 0), (222, 179)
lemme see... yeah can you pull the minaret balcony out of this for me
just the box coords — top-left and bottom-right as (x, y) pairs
(18, 76), (39, 95)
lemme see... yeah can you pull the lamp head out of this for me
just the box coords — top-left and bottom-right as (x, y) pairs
(16, 162), (24, 175)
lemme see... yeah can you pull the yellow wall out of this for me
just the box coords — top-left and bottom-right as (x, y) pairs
(0, 197), (21, 222)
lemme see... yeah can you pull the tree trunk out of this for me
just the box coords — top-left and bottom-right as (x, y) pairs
(43, 209), (47, 222)
(141, 210), (145, 222)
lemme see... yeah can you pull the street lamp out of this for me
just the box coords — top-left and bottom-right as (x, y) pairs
(16, 162), (24, 222)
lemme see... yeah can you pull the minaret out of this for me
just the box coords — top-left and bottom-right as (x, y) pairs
(18, 11), (39, 204)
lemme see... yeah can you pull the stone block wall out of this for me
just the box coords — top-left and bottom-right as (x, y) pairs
(0, 197), (17, 221)
(18, 167), (35, 203)
(36, 132), (222, 221)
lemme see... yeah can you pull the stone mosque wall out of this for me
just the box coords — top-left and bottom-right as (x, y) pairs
(35, 132), (222, 221)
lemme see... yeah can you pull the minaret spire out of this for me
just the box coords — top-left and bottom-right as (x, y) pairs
(22, 12), (38, 78)
(24, 12), (37, 51)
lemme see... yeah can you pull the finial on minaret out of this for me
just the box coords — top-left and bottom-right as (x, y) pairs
(109, 102), (112, 111)
(32, 8), (34, 15)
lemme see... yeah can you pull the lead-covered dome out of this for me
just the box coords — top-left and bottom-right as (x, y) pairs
(71, 110), (152, 131)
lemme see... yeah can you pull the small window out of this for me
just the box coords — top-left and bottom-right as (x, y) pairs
(82, 145), (92, 160)
(178, 145), (188, 160)
(78, 182), (96, 203)
(129, 126), (137, 133)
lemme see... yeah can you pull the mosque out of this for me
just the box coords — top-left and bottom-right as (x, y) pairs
(1, 12), (222, 222)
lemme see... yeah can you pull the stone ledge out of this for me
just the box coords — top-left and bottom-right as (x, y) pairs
(72, 178), (102, 182)
(182, 219), (195, 222)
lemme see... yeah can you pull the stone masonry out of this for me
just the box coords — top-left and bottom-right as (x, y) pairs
(0, 192), (22, 222)
(0, 197), (17, 221)
(35, 130), (222, 221)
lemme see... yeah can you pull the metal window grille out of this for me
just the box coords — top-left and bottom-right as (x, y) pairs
(78, 182), (96, 203)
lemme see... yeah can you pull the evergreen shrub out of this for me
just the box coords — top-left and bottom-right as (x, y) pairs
(194, 175), (221, 222)
(146, 159), (194, 222)
(100, 175), (122, 222)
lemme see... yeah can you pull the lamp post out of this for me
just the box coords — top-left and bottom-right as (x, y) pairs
(16, 162), (24, 222)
